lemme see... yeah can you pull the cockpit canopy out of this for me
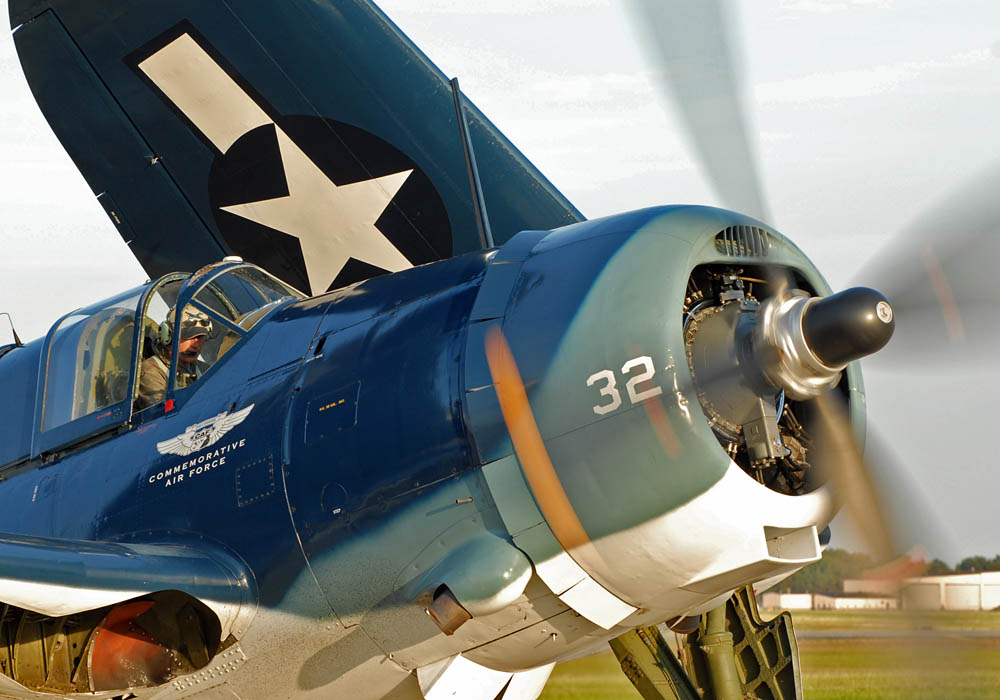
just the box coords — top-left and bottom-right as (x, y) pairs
(3, 260), (303, 466)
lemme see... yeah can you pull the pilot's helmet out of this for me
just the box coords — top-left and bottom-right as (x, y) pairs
(160, 307), (213, 345)
(178, 308), (213, 340)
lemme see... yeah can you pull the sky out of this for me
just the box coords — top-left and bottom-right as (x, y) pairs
(1, 0), (999, 563)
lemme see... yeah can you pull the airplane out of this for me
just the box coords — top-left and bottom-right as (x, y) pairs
(0, 1), (991, 699)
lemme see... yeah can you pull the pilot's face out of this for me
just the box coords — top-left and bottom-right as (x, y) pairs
(177, 335), (205, 365)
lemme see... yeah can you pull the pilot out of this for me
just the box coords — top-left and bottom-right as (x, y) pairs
(136, 307), (213, 410)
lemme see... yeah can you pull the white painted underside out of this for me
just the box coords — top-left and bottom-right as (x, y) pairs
(417, 655), (553, 700)
(575, 460), (836, 610)
(483, 448), (833, 630)
(482, 455), (638, 629)
(0, 578), (149, 618)
(0, 578), (243, 642)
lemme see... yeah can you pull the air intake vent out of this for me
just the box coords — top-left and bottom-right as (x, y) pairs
(715, 225), (770, 257)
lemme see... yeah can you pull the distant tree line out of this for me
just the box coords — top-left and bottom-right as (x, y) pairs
(927, 555), (1000, 575)
(777, 549), (1000, 594)
(779, 549), (874, 594)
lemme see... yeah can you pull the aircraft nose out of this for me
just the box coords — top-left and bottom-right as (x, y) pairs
(464, 208), (840, 618)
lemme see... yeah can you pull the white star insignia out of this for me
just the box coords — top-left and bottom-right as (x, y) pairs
(139, 33), (414, 295)
(221, 130), (413, 293)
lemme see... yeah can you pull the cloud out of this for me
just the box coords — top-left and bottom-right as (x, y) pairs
(777, 0), (892, 13)
(378, 0), (608, 16)
(756, 49), (993, 104)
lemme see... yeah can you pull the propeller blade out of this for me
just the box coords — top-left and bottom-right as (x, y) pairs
(808, 390), (973, 689)
(810, 388), (954, 564)
(854, 160), (1000, 365)
(626, 0), (770, 222)
(484, 328), (592, 552)
(811, 391), (897, 564)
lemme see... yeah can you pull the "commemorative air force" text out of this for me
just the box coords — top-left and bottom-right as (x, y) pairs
(149, 439), (247, 487)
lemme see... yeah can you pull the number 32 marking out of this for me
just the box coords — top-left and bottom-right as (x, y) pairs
(586, 356), (663, 415)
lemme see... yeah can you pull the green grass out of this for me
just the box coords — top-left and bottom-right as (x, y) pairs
(786, 609), (1000, 632)
(538, 652), (634, 700)
(537, 611), (1000, 700)
(800, 637), (1000, 700)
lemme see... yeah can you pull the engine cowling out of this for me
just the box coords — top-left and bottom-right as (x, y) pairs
(467, 205), (864, 617)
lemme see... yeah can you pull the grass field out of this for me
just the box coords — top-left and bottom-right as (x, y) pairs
(537, 610), (1000, 699)
(789, 609), (1000, 632)
(799, 637), (1000, 700)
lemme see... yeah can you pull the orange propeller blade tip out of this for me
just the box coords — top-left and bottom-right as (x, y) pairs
(484, 327), (592, 553)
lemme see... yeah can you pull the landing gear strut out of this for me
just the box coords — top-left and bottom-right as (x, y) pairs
(609, 585), (802, 700)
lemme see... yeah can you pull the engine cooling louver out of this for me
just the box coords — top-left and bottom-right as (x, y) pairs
(715, 225), (770, 257)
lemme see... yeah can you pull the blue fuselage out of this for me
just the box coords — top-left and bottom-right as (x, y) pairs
(0, 246), (493, 616)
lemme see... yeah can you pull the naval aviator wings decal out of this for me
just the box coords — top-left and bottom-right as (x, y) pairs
(132, 25), (452, 294)
(156, 404), (255, 457)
